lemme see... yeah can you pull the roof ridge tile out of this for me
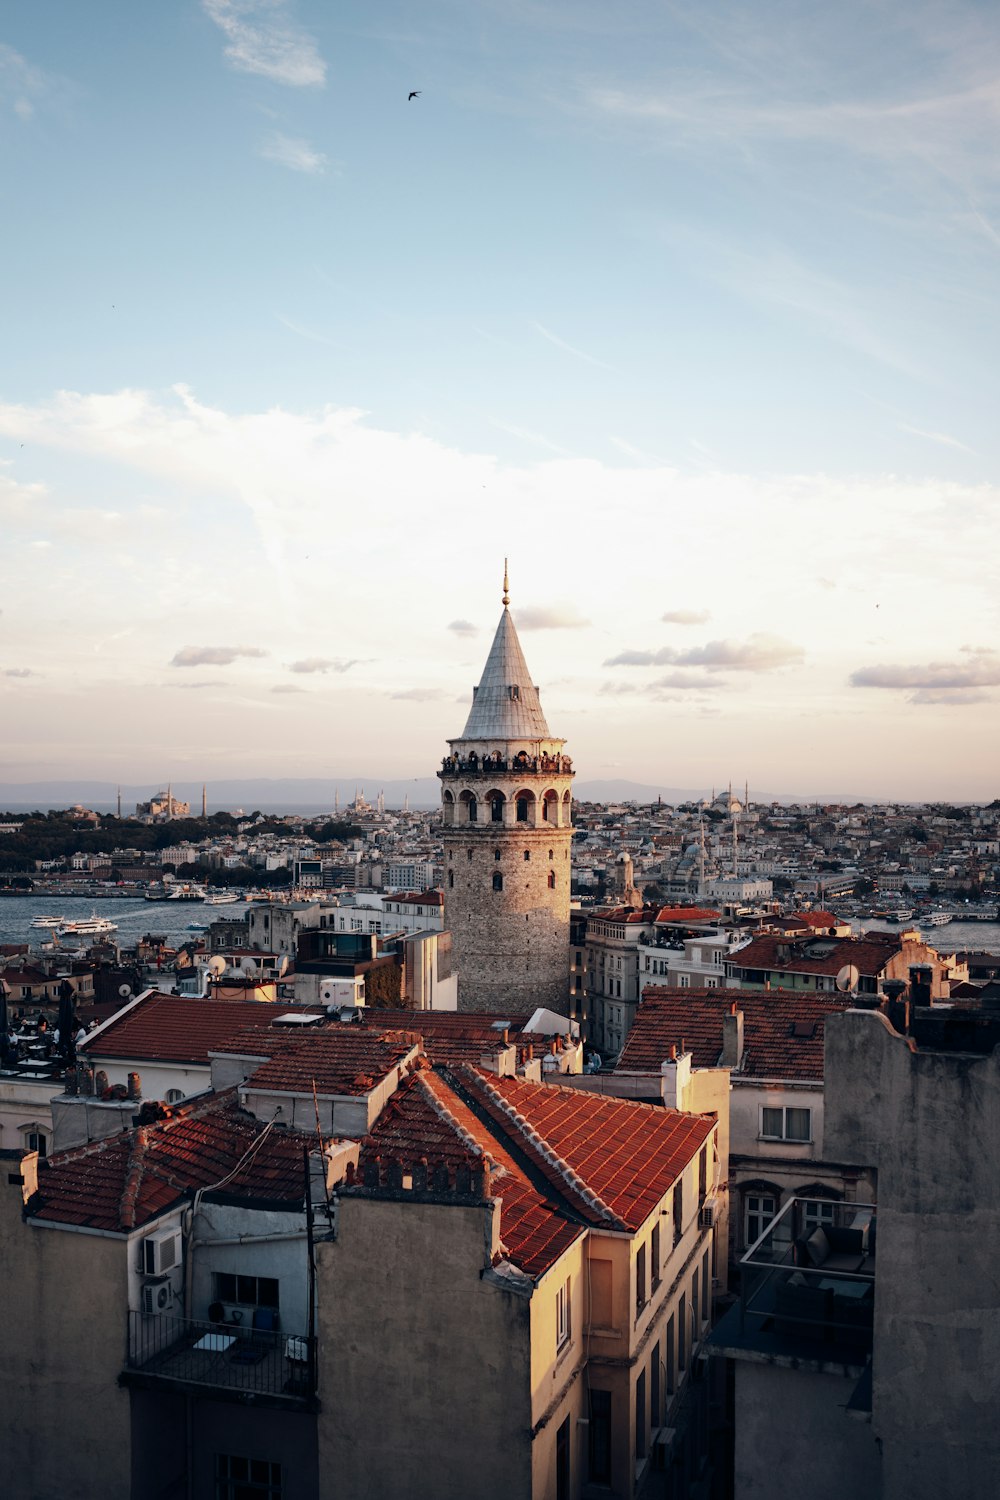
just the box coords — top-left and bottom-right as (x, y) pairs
(462, 1068), (625, 1228)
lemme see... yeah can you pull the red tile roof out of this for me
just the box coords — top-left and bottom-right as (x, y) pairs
(358, 1069), (585, 1278)
(618, 987), (853, 1081)
(729, 932), (902, 978)
(458, 1068), (716, 1232)
(30, 1091), (312, 1233)
(239, 1030), (421, 1096)
(654, 907), (722, 923)
(80, 992), (325, 1067)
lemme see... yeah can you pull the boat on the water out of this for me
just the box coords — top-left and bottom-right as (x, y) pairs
(204, 891), (239, 905)
(167, 885), (207, 902)
(59, 914), (117, 937)
(29, 914), (62, 929)
(925, 911), (952, 926)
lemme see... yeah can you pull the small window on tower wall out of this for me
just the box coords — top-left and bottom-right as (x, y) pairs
(548, 872), (556, 889)
(448, 871), (454, 888)
(494, 849), (501, 861)
(493, 873), (503, 891)
(524, 850), (531, 861)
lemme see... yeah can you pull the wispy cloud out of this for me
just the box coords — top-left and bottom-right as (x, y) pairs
(909, 688), (991, 706)
(260, 133), (328, 173)
(898, 423), (977, 455)
(171, 645), (268, 667)
(517, 604), (591, 630)
(390, 686), (449, 701)
(3, 667), (38, 678)
(287, 657), (358, 674)
(662, 609), (710, 625)
(532, 321), (617, 372)
(202, 1), (326, 87)
(447, 619), (478, 637)
(851, 649), (1000, 692)
(0, 43), (49, 120)
(605, 634), (803, 672)
(276, 314), (336, 344)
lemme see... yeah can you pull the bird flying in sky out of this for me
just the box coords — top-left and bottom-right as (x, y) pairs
(408, 90), (421, 101)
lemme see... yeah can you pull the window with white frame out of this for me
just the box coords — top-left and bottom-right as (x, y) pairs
(760, 1106), (811, 1142)
(802, 1198), (836, 1232)
(556, 1276), (571, 1349)
(745, 1192), (777, 1248)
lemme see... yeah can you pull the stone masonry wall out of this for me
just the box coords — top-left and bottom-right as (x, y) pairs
(444, 820), (572, 1014)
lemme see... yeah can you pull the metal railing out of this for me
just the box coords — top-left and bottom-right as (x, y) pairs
(126, 1311), (314, 1401)
(739, 1197), (876, 1355)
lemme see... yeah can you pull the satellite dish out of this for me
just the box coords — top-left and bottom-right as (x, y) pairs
(836, 964), (860, 993)
(278, 955), (289, 978)
(242, 958), (258, 976)
(207, 955), (227, 977)
(118, 983), (133, 999)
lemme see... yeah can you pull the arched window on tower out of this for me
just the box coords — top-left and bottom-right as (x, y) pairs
(548, 849), (554, 860)
(493, 872), (503, 892)
(448, 870), (454, 888)
(494, 849), (501, 861)
(468, 795), (478, 822)
(548, 871), (556, 889)
(489, 793), (504, 823)
(524, 850), (530, 862)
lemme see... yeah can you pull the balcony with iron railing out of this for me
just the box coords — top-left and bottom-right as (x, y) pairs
(709, 1197), (876, 1375)
(123, 1311), (316, 1407)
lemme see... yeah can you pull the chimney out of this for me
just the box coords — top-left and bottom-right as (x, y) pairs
(882, 980), (910, 1035)
(722, 1003), (745, 1069)
(127, 1071), (142, 1101)
(661, 1048), (692, 1110)
(909, 964), (933, 1007)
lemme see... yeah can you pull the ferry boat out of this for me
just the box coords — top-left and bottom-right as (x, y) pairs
(29, 914), (63, 929)
(59, 914), (117, 937)
(167, 885), (208, 902)
(925, 911), (952, 927)
(204, 891), (239, 906)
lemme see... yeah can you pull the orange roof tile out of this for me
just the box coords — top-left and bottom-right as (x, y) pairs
(458, 1068), (716, 1232)
(618, 987), (853, 1081)
(30, 1091), (312, 1233)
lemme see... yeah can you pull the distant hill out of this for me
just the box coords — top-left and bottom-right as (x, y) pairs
(0, 776), (857, 813)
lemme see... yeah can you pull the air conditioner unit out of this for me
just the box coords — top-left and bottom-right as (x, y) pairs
(140, 1227), (181, 1276)
(699, 1200), (718, 1229)
(141, 1277), (174, 1315)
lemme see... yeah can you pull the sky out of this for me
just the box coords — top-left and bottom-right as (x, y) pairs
(1, 0), (999, 801)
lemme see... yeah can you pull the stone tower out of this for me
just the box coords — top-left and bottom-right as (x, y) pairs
(439, 567), (574, 1014)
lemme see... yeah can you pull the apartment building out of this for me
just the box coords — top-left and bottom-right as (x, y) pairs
(0, 1016), (722, 1500)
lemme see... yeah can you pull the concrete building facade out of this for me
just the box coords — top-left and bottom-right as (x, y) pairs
(439, 572), (573, 1014)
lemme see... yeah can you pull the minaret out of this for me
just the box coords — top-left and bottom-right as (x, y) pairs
(439, 562), (574, 1014)
(202, 783), (207, 819)
(167, 781), (173, 819)
(116, 785), (121, 819)
(335, 789), (340, 815)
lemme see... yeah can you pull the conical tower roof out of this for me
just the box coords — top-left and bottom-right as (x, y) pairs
(459, 606), (552, 740)
(457, 567), (555, 742)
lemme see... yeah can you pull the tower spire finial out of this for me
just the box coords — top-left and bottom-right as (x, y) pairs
(502, 557), (509, 609)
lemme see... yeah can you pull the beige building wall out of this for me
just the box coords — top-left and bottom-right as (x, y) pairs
(0, 1154), (133, 1500)
(316, 1193), (534, 1500)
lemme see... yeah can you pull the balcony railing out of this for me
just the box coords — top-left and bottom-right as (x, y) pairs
(738, 1197), (876, 1358)
(125, 1311), (315, 1403)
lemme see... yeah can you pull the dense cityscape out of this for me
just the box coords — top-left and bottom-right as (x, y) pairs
(1, 593), (998, 1500)
(4, 2), (999, 1498)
